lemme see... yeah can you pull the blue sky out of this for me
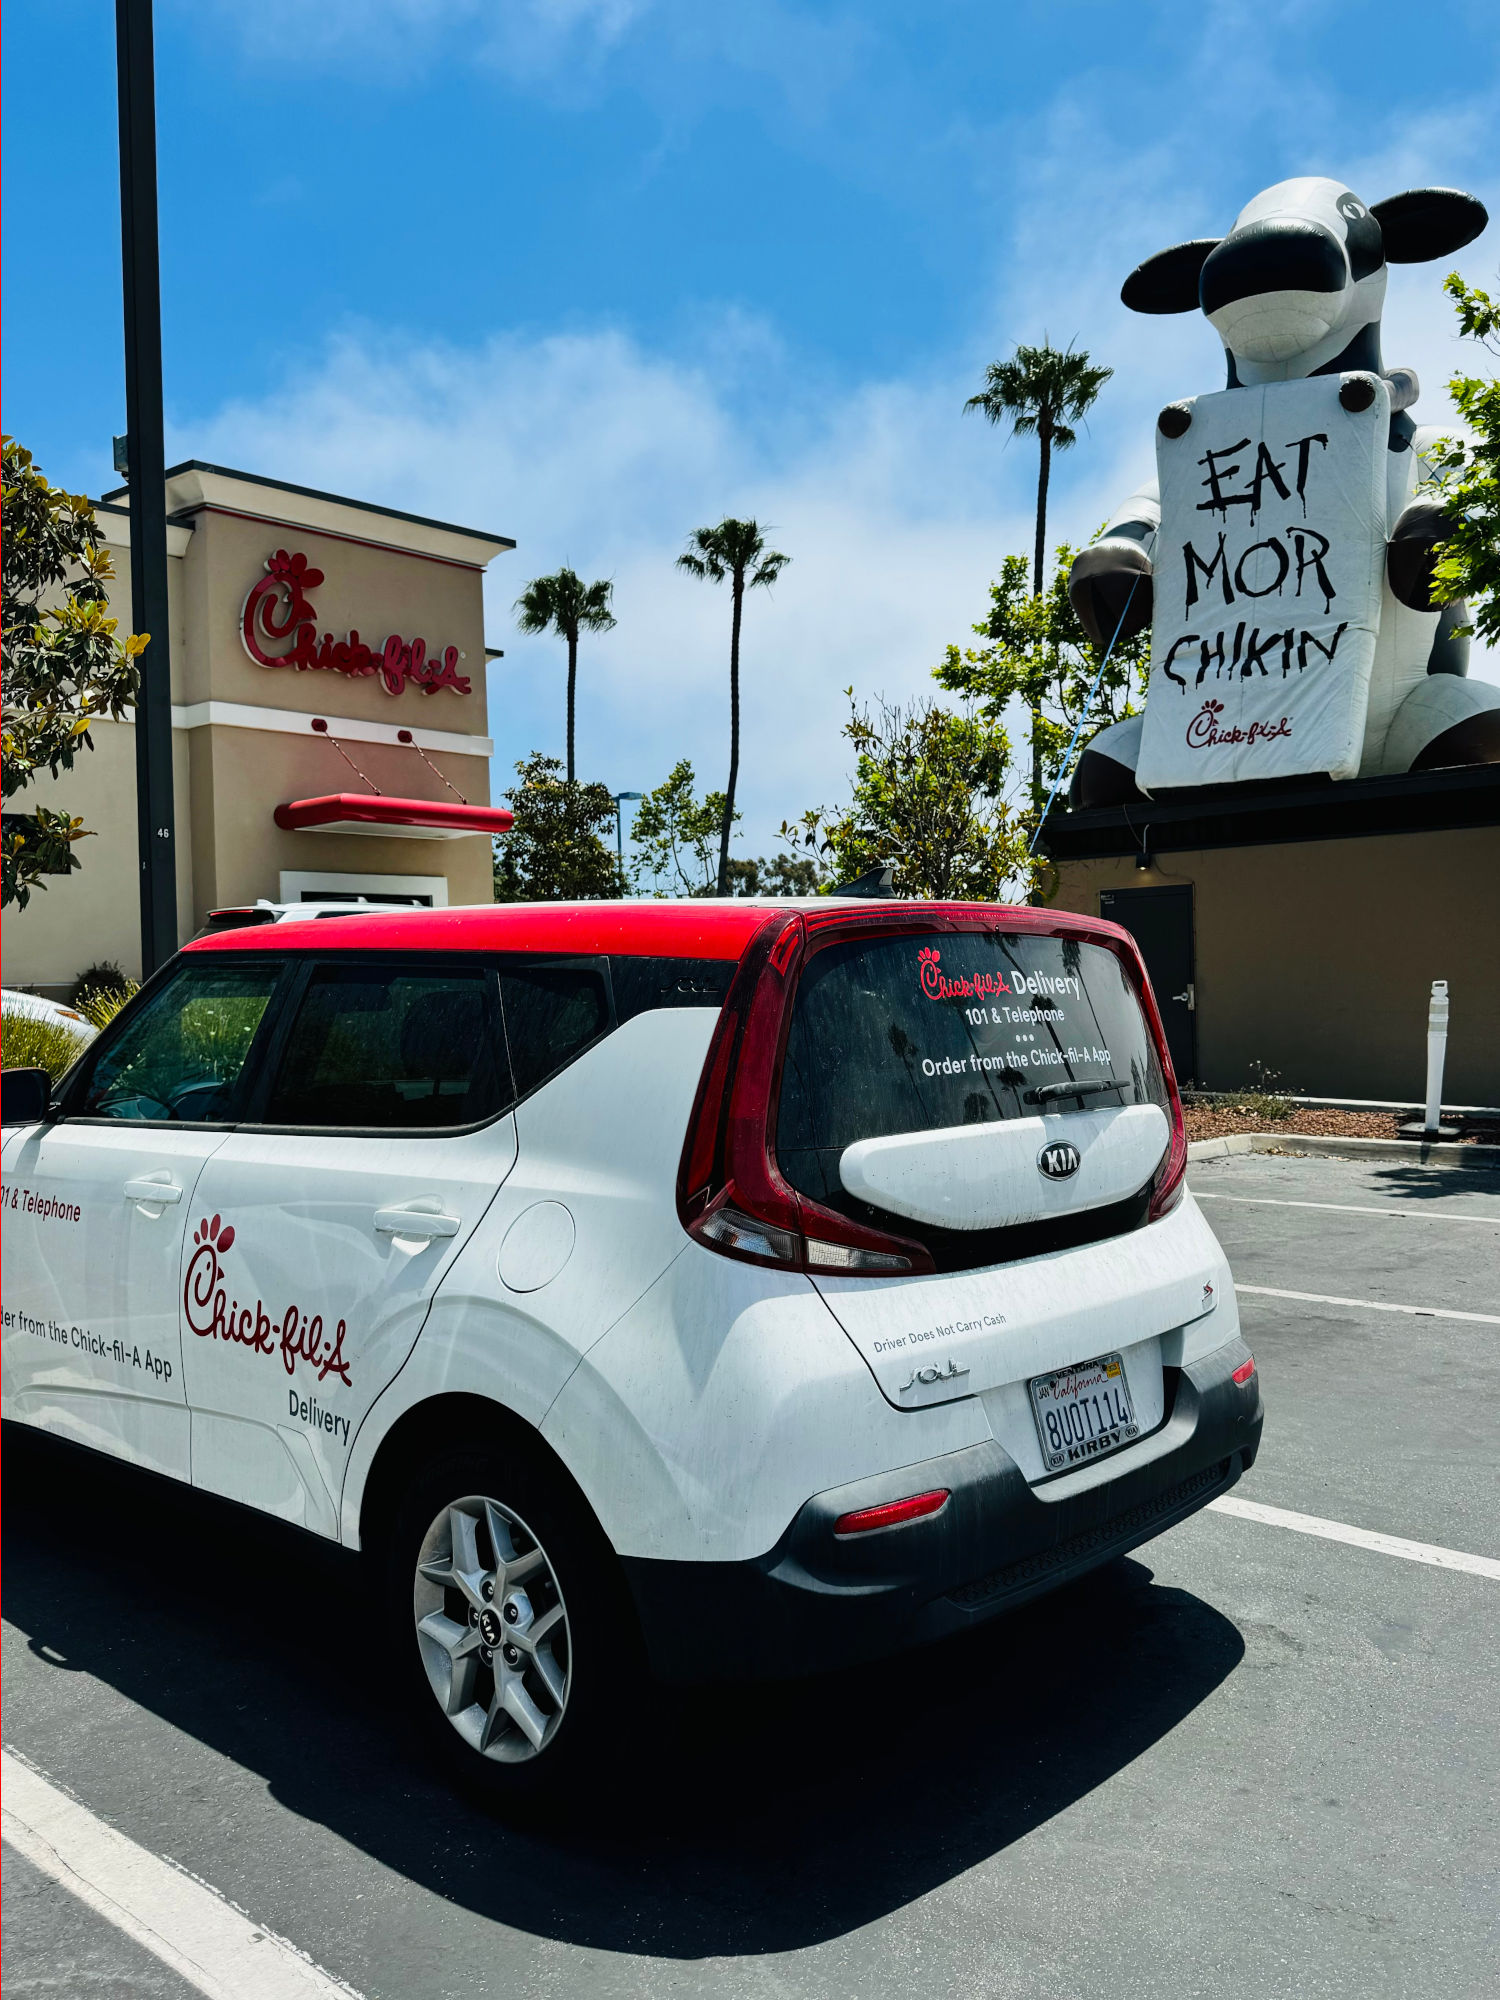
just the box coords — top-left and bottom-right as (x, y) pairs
(5, 0), (1497, 859)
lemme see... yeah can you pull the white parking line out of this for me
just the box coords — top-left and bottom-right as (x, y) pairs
(0, 1750), (363, 2000)
(1209, 1496), (1500, 1580)
(1235, 1283), (1500, 1326)
(1194, 1191), (1500, 1225)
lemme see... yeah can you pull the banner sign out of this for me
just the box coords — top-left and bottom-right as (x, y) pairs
(1135, 375), (1389, 791)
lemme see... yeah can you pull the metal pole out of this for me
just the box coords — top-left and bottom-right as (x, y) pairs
(116, 0), (178, 975)
(1424, 980), (1449, 1134)
(612, 791), (642, 893)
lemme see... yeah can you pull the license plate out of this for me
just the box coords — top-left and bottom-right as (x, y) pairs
(1028, 1352), (1139, 1473)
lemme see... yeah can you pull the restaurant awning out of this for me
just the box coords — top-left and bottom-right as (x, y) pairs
(274, 793), (514, 840)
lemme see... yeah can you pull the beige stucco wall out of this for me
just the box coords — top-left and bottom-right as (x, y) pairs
(3, 470), (506, 993)
(188, 506), (490, 724)
(1052, 826), (1500, 1104)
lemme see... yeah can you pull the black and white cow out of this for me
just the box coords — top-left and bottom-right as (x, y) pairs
(1069, 176), (1495, 806)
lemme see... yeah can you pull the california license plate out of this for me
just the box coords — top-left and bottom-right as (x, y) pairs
(1028, 1352), (1140, 1473)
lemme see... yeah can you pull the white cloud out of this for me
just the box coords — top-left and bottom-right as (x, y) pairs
(173, 50), (1499, 859)
(188, 0), (648, 81)
(181, 320), (1036, 856)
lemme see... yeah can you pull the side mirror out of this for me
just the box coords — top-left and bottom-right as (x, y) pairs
(2, 1067), (54, 1125)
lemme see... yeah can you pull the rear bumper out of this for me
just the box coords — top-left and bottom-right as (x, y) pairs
(622, 1335), (1262, 1683)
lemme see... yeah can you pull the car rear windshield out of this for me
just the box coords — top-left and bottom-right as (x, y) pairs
(776, 928), (1166, 1207)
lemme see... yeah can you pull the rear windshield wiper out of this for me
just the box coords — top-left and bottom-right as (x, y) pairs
(1027, 1076), (1129, 1105)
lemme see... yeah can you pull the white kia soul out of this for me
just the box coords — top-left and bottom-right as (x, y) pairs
(1, 899), (1260, 1804)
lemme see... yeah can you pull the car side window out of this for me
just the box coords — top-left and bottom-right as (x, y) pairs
(260, 961), (508, 1130)
(498, 962), (611, 1102)
(75, 961), (285, 1124)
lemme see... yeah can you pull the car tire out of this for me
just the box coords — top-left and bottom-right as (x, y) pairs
(380, 1431), (637, 1816)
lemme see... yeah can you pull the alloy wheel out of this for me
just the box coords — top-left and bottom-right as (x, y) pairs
(413, 1494), (571, 1762)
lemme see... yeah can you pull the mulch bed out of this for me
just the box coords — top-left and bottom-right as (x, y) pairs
(1182, 1102), (1500, 1146)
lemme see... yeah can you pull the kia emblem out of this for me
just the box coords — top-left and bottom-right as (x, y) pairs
(1038, 1141), (1081, 1181)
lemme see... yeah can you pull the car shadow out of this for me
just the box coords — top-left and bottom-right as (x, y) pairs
(3, 1426), (1244, 1957)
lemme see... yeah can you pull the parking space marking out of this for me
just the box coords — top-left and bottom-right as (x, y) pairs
(1194, 1192), (1500, 1225)
(1235, 1283), (1500, 1326)
(1208, 1496), (1500, 1579)
(0, 1750), (363, 2000)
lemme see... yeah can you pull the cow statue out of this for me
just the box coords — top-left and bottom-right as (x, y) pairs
(1068, 177), (1497, 806)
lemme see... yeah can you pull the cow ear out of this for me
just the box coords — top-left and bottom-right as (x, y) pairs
(1369, 189), (1488, 263)
(1120, 240), (1221, 314)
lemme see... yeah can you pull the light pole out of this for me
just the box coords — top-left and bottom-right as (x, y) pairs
(116, 0), (178, 974)
(613, 791), (643, 890)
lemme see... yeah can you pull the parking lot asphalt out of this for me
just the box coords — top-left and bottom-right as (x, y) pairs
(4, 1152), (1498, 2000)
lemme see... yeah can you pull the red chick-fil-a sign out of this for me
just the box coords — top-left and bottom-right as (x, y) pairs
(240, 548), (472, 696)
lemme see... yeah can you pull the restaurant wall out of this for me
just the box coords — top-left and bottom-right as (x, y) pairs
(1051, 826), (1500, 1104)
(2, 467), (506, 994)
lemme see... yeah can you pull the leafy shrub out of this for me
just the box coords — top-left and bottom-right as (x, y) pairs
(1, 1009), (87, 1080)
(76, 979), (138, 1030)
(71, 960), (130, 1012)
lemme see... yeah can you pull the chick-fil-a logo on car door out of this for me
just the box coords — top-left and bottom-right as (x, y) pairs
(184, 1213), (353, 1388)
(240, 548), (471, 698)
(917, 944), (1012, 1003)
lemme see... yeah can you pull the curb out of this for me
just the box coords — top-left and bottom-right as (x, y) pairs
(1187, 1132), (1500, 1168)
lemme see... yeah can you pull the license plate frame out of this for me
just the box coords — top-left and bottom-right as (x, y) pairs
(1028, 1351), (1140, 1473)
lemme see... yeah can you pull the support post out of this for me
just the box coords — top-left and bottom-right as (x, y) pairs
(116, 0), (178, 974)
(1424, 980), (1449, 1135)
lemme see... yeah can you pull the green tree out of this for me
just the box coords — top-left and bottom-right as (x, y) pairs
(935, 541), (1150, 817)
(2, 438), (145, 909)
(630, 759), (736, 897)
(781, 690), (1033, 902)
(1427, 271), (1500, 642)
(492, 752), (618, 901)
(676, 518), (790, 895)
(513, 568), (616, 783)
(725, 851), (830, 896)
(965, 342), (1112, 799)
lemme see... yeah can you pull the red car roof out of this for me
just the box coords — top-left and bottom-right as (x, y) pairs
(185, 899), (1128, 961)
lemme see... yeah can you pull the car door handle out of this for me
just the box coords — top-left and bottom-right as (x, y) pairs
(123, 1176), (183, 1205)
(374, 1207), (461, 1240)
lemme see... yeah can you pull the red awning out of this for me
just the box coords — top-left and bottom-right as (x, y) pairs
(274, 793), (514, 840)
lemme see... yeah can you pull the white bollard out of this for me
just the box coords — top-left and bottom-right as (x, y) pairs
(1424, 980), (1449, 1133)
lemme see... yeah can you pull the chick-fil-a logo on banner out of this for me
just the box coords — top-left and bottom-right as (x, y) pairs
(917, 944), (1013, 1003)
(184, 1213), (353, 1388)
(240, 548), (471, 697)
(1185, 697), (1293, 751)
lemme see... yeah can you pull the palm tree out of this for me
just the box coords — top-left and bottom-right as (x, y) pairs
(965, 340), (1112, 597)
(677, 519), (790, 895)
(966, 340), (1112, 806)
(514, 568), (616, 783)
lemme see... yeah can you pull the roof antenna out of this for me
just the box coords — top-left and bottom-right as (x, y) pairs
(833, 861), (897, 898)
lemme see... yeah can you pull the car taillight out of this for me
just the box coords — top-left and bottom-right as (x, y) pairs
(678, 914), (935, 1278)
(1113, 935), (1187, 1222)
(834, 1489), (950, 1536)
(1232, 1355), (1256, 1386)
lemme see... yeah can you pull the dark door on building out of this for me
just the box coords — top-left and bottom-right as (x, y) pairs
(1098, 884), (1197, 1085)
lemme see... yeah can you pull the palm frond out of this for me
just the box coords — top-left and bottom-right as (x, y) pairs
(963, 340), (1112, 447)
(515, 566), (616, 640)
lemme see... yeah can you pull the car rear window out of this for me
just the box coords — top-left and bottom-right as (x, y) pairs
(776, 929), (1166, 1207)
(498, 963), (611, 1102)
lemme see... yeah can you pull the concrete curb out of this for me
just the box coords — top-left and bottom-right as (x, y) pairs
(1187, 1132), (1500, 1168)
